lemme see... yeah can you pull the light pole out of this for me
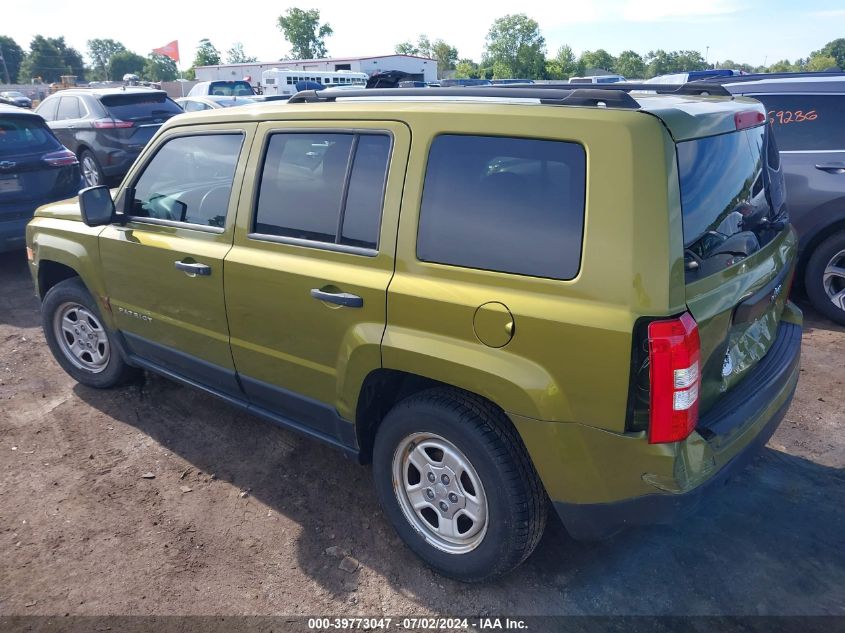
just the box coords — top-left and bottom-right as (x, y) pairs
(0, 45), (11, 84)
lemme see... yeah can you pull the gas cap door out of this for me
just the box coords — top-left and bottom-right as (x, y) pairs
(473, 301), (515, 348)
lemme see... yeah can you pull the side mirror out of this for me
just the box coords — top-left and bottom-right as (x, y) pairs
(79, 185), (115, 227)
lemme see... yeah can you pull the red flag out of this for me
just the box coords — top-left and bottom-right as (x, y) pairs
(153, 40), (180, 62)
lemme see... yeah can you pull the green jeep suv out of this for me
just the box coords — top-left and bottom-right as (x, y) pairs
(26, 84), (802, 581)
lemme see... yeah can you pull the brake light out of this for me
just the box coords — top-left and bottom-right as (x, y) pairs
(734, 110), (766, 131)
(647, 312), (701, 444)
(42, 149), (78, 167)
(92, 118), (134, 129)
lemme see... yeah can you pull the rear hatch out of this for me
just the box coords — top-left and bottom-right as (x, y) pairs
(99, 92), (183, 150)
(0, 112), (79, 212)
(676, 111), (795, 416)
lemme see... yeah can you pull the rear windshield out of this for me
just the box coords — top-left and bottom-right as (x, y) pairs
(0, 115), (60, 155)
(209, 81), (255, 96)
(100, 93), (182, 122)
(677, 125), (785, 274)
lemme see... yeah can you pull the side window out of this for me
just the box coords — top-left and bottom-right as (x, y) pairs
(37, 97), (59, 121)
(184, 100), (208, 112)
(755, 94), (845, 151)
(56, 97), (81, 120)
(417, 135), (587, 280)
(254, 132), (391, 250)
(130, 133), (244, 228)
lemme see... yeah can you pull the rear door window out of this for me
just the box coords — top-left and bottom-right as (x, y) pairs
(57, 97), (81, 120)
(253, 132), (391, 250)
(753, 94), (845, 151)
(417, 134), (587, 280)
(100, 93), (182, 123)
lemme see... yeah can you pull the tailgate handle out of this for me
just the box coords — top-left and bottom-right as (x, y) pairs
(815, 162), (845, 174)
(174, 260), (211, 276)
(310, 288), (363, 308)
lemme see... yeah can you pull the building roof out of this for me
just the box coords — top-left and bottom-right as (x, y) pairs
(197, 54), (435, 69)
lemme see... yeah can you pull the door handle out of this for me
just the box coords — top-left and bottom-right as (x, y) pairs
(816, 162), (845, 174)
(174, 260), (211, 276)
(310, 288), (363, 308)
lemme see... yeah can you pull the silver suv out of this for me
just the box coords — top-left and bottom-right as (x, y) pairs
(719, 72), (845, 324)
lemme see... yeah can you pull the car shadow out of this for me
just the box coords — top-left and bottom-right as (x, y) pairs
(0, 249), (41, 329)
(74, 375), (845, 615)
(794, 297), (845, 335)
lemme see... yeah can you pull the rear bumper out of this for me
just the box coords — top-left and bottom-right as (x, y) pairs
(517, 313), (803, 541)
(0, 207), (36, 253)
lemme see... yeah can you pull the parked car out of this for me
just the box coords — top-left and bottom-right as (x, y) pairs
(175, 95), (260, 112)
(187, 80), (256, 97)
(0, 105), (80, 251)
(713, 72), (845, 324)
(35, 88), (183, 188)
(27, 84), (801, 581)
(646, 69), (745, 84)
(0, 91), (33, 109)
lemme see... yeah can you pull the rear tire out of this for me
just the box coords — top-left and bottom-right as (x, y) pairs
(804, 230), (845, 326)
(42, 278), (139, 388)
(80, 150), (104, 188)
(372, 388), (547, 582)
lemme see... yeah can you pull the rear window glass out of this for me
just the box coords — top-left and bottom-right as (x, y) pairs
(677, 125), (783, 267)
(753, 94), (845, 151)
(417, 135), (587, 280)
(209, 81), (254, 96)
(0, 116), (60, 154)
(100, 93), (182, 122)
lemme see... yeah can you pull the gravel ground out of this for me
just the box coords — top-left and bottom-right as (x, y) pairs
(0, 249), (843, 617)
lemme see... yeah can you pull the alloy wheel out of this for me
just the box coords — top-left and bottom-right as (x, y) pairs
(52, 302), (110, 373)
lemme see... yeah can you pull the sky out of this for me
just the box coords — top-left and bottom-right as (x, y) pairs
(4, 0), (844, 70)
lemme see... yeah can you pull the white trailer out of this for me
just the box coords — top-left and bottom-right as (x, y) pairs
(261, 68), (368, 96)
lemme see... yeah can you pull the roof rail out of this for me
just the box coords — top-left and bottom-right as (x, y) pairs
(513, 82), (733, 97)
(287, 86), (642, 109)
(692, 70), (845, 84)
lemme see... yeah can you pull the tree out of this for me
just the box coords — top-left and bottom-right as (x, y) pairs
(19, 36), (85, 83)
(806, 53), (838, 71)
(767, 59), (796, 73)
(87, 38), (126, 80)
(430, 40), (458, 72)
(394, 41), (418, 55)
(0, 35), (25, 83)
(277, 8), (333, 59)
(579, 49), (616, 74)
(674, 50), (708, 72)
(108, 50), (146, 79)
(453, 58), (480, 79)
(483, 14), (546, 79)
(818, 38), (845, 69)
(144, 53), (178, 81)
(614, 50), (645, 78)
(545, 44), (578, 79)
(226, 42), (257, 64)
(192, 38), (221, 67)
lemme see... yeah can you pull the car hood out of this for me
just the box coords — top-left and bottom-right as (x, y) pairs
(33, 196), (84, 221)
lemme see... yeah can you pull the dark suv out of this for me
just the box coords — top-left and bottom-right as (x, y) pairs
(716, 72), (845, 324)
(35, 88), (183, 188)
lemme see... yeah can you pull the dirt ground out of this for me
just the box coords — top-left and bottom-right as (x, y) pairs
(0, 249), (843, 617)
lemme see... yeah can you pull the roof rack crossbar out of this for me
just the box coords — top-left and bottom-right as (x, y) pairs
(287, 86), (641, 109)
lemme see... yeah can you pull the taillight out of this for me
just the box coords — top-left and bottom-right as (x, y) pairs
(42, 149), (78, 167)
(647, 312), (701, 444)
(92, 118), (134, 129)
(734, 110), (765, 131)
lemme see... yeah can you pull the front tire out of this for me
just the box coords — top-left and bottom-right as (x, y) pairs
(42, 278), (138, 388)
(373, 388), (547, 582)
(804, 231), (845, 326)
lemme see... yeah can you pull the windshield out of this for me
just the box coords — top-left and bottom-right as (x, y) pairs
(0, 115), (60, 155)
(100, 93), (182, 122)
(677, 124), (786, 275)
(3, 92), (26, 98)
